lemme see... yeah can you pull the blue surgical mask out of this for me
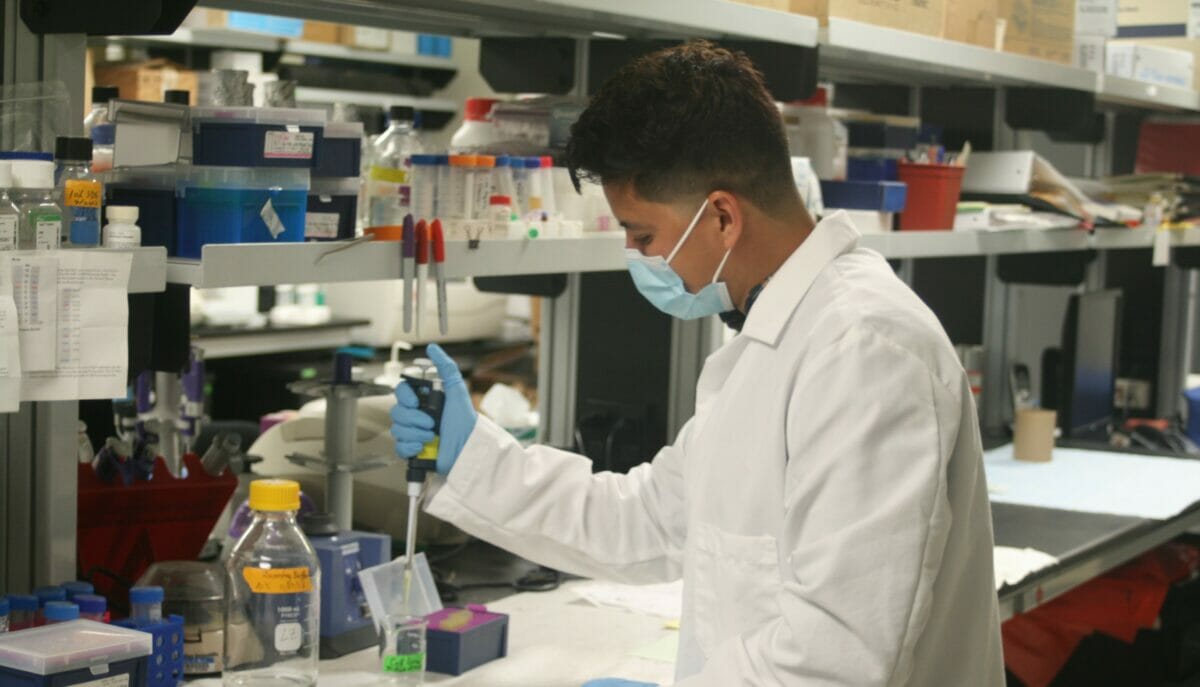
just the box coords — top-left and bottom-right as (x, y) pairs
(625, 199), (734, 320)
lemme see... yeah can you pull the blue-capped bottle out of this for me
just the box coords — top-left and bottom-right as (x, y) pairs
(54, 136), (102, 247)
(224, 479), (320, 686)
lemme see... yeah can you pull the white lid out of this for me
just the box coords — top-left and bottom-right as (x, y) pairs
(0, 161), (12, 187)
(190, 106), (326, 127)
(0, 620), (151, 675)
(106, 205), (139, 223)
(11, 160), (55, 189)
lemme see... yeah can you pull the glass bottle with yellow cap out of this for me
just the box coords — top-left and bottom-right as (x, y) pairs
(223, 479), (321, 687)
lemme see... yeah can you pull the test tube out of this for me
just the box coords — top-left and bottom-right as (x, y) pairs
(74, 593), (107, 622)
(61, 580), (94, 601)
(434, 155), (450, 220)
(447, 155), (473, 220)
(130, 585), (163, 623)
(0, 596), (8, 633)
(34, 585), (65, 624)
(43, 601), (79, 625)
(494, 155), (517, 205)
(410, 154), (437, 222)
(473, 155), (496, 220)
(6, 594), (37, 630)
(539, 156), (557, 218)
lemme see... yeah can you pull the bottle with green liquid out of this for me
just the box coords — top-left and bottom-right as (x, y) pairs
(14, 159), (62, 250)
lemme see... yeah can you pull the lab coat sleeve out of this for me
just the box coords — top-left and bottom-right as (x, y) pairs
(678, 327), (956, 686)
(423, 414), (691, 584)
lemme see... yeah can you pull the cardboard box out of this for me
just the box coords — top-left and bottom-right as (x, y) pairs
(945, 0), (1000, 48)
(93, 59), (198, 104)
(302, 21), (342, 44)
(181, 8), (227, 29)
(1109, 36), (1200, 88)
(1116, 0), (1199, 39)
(1077, 0), (1117, 36)
(1075, 33), (1107, 71)
(817, 0), (945, 36)
(339, 25), (391, 50)
(999, 0), (1076, 64)
(1107, 40), (1196, 88)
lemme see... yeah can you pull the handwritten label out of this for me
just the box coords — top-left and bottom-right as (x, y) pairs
(263, 130), (314, 159)
(305, 212), (341, 239)
(35, 221), (59, 250)
(0, 215), (15, 249)
(383, 653), (425, 673)
(242, 566), (312, 594)
(64, 179), (102, 209)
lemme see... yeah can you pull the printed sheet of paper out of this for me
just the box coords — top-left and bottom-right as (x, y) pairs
(0, 258), (21, 412)
(21, 251), (132, 402)
(11, 254), (57, 373)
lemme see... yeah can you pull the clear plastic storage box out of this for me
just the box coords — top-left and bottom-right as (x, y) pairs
(176, 166), (310, 258)
(0, 619), (151, 686)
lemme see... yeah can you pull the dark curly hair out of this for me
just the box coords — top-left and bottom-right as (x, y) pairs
(565, 40), (797, 213)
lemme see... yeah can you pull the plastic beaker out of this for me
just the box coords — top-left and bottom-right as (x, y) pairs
(379, 614), (427, 685)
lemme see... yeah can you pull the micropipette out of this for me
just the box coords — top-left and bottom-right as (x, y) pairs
(401, 363), (444, 604)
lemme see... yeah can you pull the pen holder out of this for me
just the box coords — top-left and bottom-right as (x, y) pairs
(897, 162), (965, 231)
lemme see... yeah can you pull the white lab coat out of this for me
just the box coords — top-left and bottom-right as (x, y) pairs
(425, 211), (1005, 686)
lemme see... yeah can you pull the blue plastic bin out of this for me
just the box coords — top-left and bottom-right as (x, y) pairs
(192, 106), (325, 169)
(847, 157), (899, 183)
(176, 167), (309, 258)
(0, 619), (151, 686)
(105, 166), (179, 256)
(820, 180), (908, 212)
(114, 614), (185, 687)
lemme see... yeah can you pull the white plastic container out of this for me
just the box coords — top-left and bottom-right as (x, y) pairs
(103, 204), (142, 248)
(449, 98), (500, 152)
(781, 89), (848, 181)
(0, 620), (151, 684)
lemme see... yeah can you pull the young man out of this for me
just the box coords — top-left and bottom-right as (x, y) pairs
(392, 41), (1004, 685)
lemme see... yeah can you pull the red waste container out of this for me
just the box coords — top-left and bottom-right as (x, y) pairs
(897, 161), (965, 230)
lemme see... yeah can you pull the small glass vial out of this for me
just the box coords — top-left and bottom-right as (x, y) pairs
(538, 156), (557, 218)
(224, 479), (320, 687)
(409, 154), (438, 222)
(74, 593), (107, 622)
(488, 194), (513, 233)
(493, 155), (517, 206)
(434, 155), (451, 221)
(447, 154), (473, 221)
(6, 594), (37, 631)
(43, 601), (79, 625)
(0, 161), (20, 250)
(61, 580), (94, 601)
(130, 585), (164, 623)
(14, 160), (63, 250)
(472, 155), (496, 220)
(0, 596), (9, 633)
(102, 205), (142, 248)
(379, 614), (427, 685)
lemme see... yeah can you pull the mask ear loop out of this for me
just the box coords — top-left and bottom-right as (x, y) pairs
(710, 249), (732, 284)
(666, 198), (710, 265)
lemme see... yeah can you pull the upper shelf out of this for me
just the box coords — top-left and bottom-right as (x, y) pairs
(197, 0), (820, 47)
(166, 227), (1189, 289)
(819, 19), (1097, 91)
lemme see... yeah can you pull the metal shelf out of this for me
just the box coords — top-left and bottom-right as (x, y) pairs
(294, 87), (458, 112)
(165, 227), (1179, 289)
(104, 28), (456, 70)
(819, 19), (1097, 91)
(1097, 74), (1200, 111)
(198, 0), (820, 46)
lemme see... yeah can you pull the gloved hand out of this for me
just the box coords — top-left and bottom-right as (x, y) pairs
(391, 343), (477, 475)
(582, 680), (658, 687)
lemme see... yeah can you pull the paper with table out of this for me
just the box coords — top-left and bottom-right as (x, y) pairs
(4, 251), (133, 404)
(984, 444), (1200, 520)
(0, 259), (21, 412)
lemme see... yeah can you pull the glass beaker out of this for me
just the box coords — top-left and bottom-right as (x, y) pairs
(379, 614), (427, 685)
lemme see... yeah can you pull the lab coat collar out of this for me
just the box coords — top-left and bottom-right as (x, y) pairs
(740, 210), (861, 346)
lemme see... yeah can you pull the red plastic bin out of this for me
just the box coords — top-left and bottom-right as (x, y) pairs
(896, 161), (965, 231)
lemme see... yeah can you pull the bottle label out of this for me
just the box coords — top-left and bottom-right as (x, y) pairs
(0, 215), (15, 249)
(69, 206), (100, 245)
(263, 130), (315, 159)
(104, 226), (140, 249)
(275, 622), (303, 652)
(242, 566), (313, 594)
(35, 220), (59, 250)
(383, 653), (425, 673)
(305, 212), (341, 239)
(64, 179), (102, 208)
(370, 165), (408, 184)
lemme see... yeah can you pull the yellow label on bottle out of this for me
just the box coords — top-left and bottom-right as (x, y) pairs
(242, 566), (312, 594)
(370, 165), (408, 184)
(64, 179), (101, 208)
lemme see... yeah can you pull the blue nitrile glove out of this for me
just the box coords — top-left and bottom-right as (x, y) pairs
(391, 343), (477, 475)
(582, 680), (657, 687)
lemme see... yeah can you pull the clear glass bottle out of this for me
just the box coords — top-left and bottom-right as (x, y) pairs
(14, 160), (63, 250)
(224, 479), (320, 687)
(0, 161), (20, 251)
(55, 136), (102, 247)
(367, 106), (423, 229)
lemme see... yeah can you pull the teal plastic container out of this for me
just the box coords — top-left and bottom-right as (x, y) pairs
(176, 167), (309, 259)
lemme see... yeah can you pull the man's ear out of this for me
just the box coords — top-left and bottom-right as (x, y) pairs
(709, 191), (743, 250)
